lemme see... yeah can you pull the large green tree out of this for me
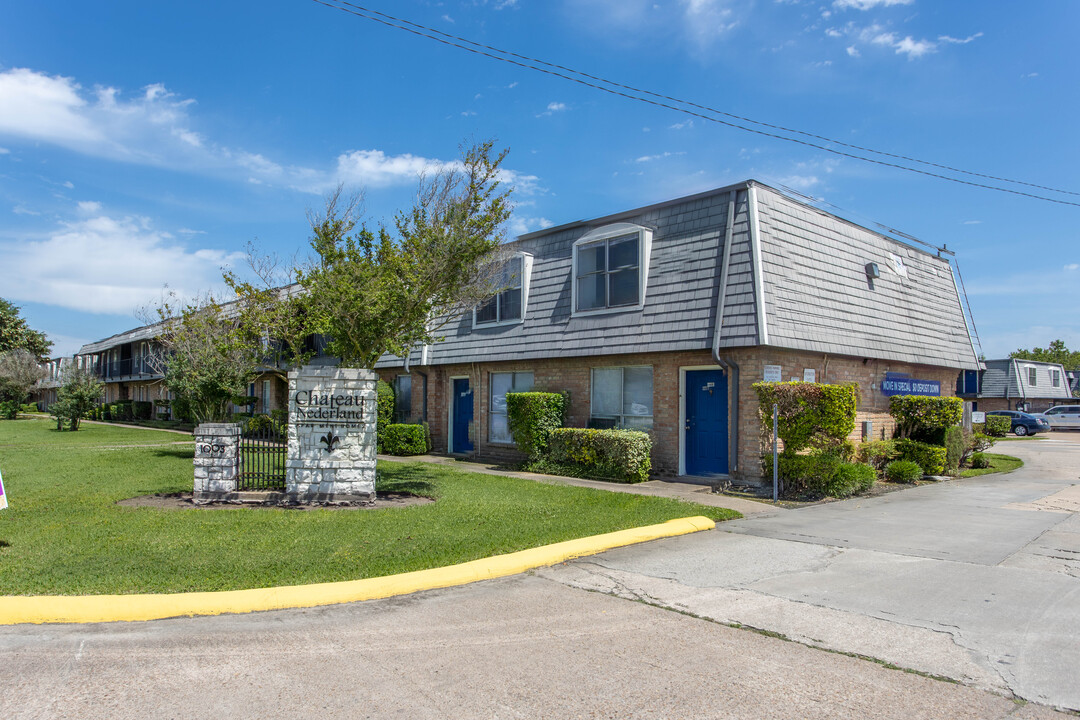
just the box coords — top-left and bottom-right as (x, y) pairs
(0, 299), (52, 362)
(50, 365), (104, 431)
(0, 349), (46, 407)
(297, 141), (513, 367)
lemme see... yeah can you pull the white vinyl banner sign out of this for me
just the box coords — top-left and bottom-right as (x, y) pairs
(0, 467), (7, 510)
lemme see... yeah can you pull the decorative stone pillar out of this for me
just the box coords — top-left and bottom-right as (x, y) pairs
(286, 365), (377, 504)
(193, 423), (241, 503)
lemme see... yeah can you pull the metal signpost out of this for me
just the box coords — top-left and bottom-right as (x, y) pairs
(772, 404), (779, 502)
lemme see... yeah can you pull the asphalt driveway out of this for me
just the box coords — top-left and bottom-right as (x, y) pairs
(542, 432), (1080, 711)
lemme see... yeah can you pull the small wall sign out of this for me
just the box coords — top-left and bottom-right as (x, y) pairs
(763, 365), (782, 382)
(971, 411), (986, 424)
(803, 368), (816, 383)
(880, 372), (941, 397)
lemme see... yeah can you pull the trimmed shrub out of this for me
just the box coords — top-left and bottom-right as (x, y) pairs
(944, 426), (966, 475)
(753, 382), (858, 459)
(889, 395), (963, 442)
(115, 400), (134, 420)
(895, 438), (947, 475)
(885, 459), (923, 483)
(133, 401), (153, 420)
(856, 440), (898, 474)
(0, 400), (19, 420)
(380, 423), (428, 456)
(823, 462), (877, 498)
(546, 428), (652, 483)
(506, 391), (567, 460)
(20, 403), (38, 413)
(984, 415), (1010, 437)
(970, 452), (991, 469)
(376, 380), (394, 436)
(243, 413), (275, 436)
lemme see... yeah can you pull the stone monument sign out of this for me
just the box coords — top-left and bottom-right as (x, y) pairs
(286, 365), (378, 504)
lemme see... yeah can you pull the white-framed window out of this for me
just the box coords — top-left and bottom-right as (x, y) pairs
(1052, 370), (1061, 388)
(590, 366), (653, 430)
(489, 371), (534, 443)
(572, 223), (653, 316)
(474, 253), (533, 327)
(1028, 367), (1038, 386)
(394, 375), (412, 423)
(261, 379), (271, 412)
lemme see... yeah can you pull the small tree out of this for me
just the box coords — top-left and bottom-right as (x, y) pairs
(0, 349), (47, 405)
(148, 294), (259, 424)
(298, 141), (513, 367)
(888, 395), (963, 442)
(50, 365), (104, 431)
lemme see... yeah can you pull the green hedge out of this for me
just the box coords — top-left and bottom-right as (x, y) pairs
(753, 382), (858, 458)
(889, 395), (962, 442)
(983, 415), (1010, 437)
(944, 426), (966, 475)
(776, 450), (875, 498)
(895, 438), (947, 475)
(546, 428), (652, 483)
(0, 400), (18, 420)
(376, 380), (394, 436)
(380, 423), (429, 456)
(506, 392), (567, 460)
(133, 401), (153, 420)
(856, 440), (898, 474)
(885, 459), (923, 483)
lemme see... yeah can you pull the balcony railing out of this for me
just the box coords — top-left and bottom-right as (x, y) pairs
(94, 357), (161, 380)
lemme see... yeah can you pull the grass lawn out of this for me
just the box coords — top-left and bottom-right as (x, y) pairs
(960, 452), (1023, 477)
(0, 418), (739, 596)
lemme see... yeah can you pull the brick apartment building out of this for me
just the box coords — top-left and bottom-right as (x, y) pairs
(375, 180), (980, 485)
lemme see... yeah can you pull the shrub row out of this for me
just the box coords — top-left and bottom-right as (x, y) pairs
(546, 428), (652, 483)
(776, 451), (876, 498)
(983, 415), (1011, 437)
(379, 423), (430, 456)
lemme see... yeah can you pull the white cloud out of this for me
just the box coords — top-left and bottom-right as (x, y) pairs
(962, 220), (982, 225)
(833, 0), (913, 10)
(76, 200), (101, 213)
(634, 151), (685, 163)
(939, 32), (983, 45)
(536, 102), (568, 118)
(846, 45), (861, 57)
(893, 35), (936, 58)
(12, 205), (40, 216)
(62, 180), (74, 189)
(0, 68), (544, 198)
(0, 147), (9, 154)
(680, 0), (739, 47)
(0, 210), (245, 315)
(442, 14), (455, 23)
(1066, 263), (1079, 271)
(669, 120), (694, 130)
(509, 216), (554, 237)
(777, 174), (821, 190)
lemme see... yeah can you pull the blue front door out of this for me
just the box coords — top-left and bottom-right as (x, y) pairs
(685, 369), (728, 476)
(452, 378), (474, 453)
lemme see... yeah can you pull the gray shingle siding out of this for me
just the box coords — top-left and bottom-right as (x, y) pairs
(410, 189), (735, 367)
(980, 358), (1074, 400)
(717, 189), (759, 347)
(752, 184), (978, 369)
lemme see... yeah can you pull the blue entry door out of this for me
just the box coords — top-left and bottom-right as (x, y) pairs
(452, 378), (474, 453)
(685, 369), (729, 475)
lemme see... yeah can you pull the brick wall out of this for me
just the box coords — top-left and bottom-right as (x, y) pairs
(380, 348), (963, 484)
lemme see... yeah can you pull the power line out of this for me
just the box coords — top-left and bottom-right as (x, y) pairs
(309, 0), (1080, 208)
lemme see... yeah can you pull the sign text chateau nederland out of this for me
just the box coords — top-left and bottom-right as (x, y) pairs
(293, 390), (369, 427)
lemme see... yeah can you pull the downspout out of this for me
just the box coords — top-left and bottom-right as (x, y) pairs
(711, 191), (739, 476)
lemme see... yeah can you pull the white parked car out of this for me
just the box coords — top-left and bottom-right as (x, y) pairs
(1030, 405), (1080, 430)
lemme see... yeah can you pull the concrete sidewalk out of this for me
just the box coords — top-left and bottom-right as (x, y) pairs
(376, 452), (777, 517)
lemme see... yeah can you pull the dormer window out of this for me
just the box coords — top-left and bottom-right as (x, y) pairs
(572, 223), (653, 315)
(474, 252), (533, 327)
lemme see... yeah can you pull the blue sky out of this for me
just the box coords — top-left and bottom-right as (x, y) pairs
(1, 0), (1076, 360)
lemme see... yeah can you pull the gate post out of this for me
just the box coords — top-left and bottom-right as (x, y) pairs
(193, 423), (242, 503)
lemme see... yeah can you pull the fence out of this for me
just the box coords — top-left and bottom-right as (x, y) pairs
(237, 424), (287, 491)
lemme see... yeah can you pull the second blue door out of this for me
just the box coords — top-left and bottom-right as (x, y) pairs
(685, 369), (728, 476)
(452, 378), (474, 454)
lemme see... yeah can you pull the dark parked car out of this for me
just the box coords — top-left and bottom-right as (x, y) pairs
(986, 410), (1051, 436)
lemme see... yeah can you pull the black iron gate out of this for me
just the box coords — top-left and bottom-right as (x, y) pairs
(237, 424), (287, 491)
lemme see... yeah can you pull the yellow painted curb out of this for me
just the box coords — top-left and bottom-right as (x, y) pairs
(0, 515), (715, 625)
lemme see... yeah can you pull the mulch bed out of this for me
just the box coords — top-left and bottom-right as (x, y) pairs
(117, 492), (433, 510)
